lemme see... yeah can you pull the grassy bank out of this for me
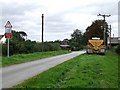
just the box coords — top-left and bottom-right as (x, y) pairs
(1, 50), (70, 67)
(15, 50), (118, 88)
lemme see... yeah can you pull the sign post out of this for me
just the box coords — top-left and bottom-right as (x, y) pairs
(7, 38), (9, 57)
(5, 21), (12, 57)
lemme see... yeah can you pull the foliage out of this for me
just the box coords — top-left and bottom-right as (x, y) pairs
(86, 20), (108, 39)
(69, 29), (87, 51)
(2, 29), (88, 55)
(2, 30), (61, 56)
(15, 51), (118, 88)
(18, 31), (27, 39)
(2, 50), (70, 67)
(85, 20), (109, 45)
(115, 44), (120, 54)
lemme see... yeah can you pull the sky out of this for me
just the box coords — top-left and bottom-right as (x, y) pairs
(0, 0), (119, 42)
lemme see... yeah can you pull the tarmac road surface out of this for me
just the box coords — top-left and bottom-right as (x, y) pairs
(1, 51), (85, 88)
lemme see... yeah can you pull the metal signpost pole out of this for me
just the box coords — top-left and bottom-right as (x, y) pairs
(7, 38), (9, 57)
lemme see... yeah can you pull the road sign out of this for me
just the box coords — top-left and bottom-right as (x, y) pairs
(5, 21), (12, 28)
(5, 33), (12, 38)
(5, 21), (12, 38)
(4, 21), (13, 58)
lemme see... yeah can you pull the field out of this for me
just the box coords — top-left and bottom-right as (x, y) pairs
(1, 50), (70, 67)
(15, 50), (118, 88)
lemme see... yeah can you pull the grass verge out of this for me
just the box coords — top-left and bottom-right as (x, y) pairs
(15, 50), (118, 88)
(1, 50), (70, 67)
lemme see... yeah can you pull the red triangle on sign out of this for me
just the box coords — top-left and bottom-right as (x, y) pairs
(5, 21), (12, 28)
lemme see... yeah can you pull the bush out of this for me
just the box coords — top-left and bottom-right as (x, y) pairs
(2, 42), (62, 56)
(115, 44), (120, 54)
(2, 30), (62, 56)
(2, 44), (7, 56)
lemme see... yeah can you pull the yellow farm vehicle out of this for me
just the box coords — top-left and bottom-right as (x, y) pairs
(86, 37), (106, 54)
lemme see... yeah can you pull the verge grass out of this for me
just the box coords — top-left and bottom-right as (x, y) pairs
(15, 51), (118, 88)
(2, 50), (70, 67)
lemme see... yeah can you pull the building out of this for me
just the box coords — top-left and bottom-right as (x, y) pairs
(0, 35), (6, 44)
(108, 37), (120, 46)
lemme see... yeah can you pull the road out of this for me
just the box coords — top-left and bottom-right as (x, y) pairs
(1, 51), (85, 88)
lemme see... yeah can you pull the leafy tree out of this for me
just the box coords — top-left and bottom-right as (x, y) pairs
(11, 30), (25, 42)
(85, 20), (109, 45)
(62, 39), (69, 45)
(54, 40), (61, 43)
(70, 29), (85, 51)
(18, 31), (27, 40)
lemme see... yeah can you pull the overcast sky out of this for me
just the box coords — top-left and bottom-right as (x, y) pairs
(0, 0), (119, 42)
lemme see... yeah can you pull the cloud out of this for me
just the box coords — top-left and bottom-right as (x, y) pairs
(2, 1), (40, 16)
(0, 0), (119, 42)
(45, 14), (74, 33)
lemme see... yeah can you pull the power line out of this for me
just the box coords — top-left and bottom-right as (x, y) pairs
(97, 14), (111, 21)
(97, 14), (111, 46)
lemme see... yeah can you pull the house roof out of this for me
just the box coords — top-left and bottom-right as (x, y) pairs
(0, 35), (4, 40)
(108, 37), (120, 45)
(60, 45), (70, 47)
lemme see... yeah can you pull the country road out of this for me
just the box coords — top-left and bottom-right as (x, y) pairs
(1, 51), (85, 88)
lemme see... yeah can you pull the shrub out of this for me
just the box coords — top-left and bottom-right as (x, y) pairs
(115, 44), (120, 54)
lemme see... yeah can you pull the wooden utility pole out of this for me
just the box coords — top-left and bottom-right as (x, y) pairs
(42, 14), (44, 43)
(110, 25), (111, 48)
(97, 14), (111, 46)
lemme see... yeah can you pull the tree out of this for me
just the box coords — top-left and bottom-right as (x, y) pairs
(70, 29), (85, 51)
(85, 20), (109, 41)
(61, 39), (69, 45)
(18, 31), (27, 40)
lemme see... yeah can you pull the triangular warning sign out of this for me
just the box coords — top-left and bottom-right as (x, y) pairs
(5, 21), (12, 28)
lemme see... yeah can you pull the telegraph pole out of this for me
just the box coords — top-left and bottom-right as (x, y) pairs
(42, 14), (44, 43)
(97, 14), (111, 21)
(97, 14), (111, 46)
(109, 25), (111, 48)
(41, 14), (44, 52)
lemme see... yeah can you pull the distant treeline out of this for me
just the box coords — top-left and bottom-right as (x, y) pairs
(2, 28), (87, 56)
(3, 19), (113, 56)
(2, 31), (61, 56)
